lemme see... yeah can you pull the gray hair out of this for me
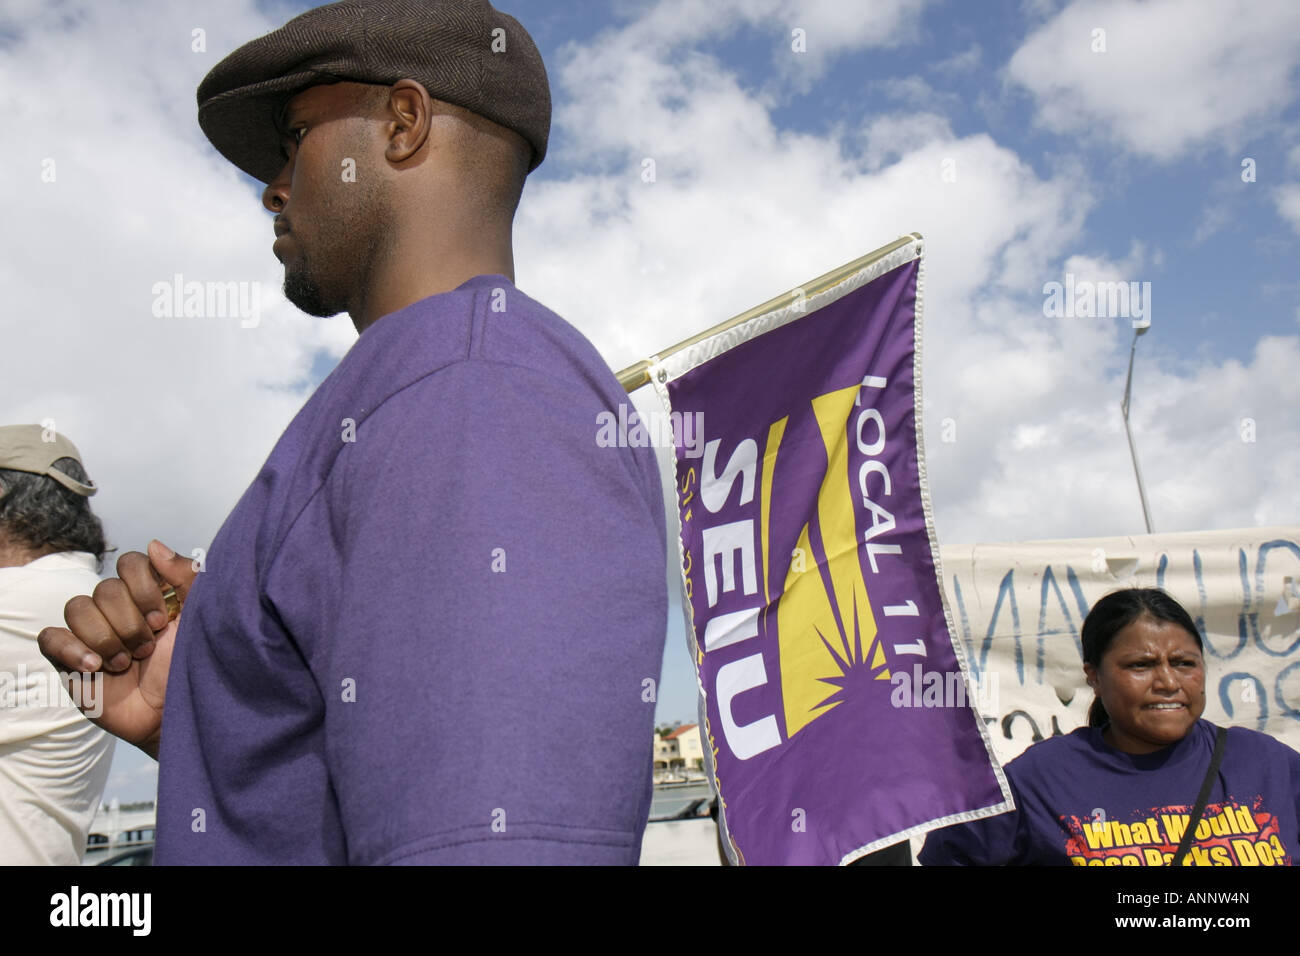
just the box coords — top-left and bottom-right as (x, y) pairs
(0, 457), (110, 571)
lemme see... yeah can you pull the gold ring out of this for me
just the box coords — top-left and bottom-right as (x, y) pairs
(160, 585), (181, 621)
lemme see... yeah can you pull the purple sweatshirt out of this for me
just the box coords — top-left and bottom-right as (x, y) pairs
(920, 719), (1300, 866)
(156, 275), (667, 864)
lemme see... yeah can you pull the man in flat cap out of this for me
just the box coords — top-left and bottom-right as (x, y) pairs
(0, 425), (113, 864)
(40, 0), (667, 864)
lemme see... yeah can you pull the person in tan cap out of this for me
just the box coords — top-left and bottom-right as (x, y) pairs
(0, 425), (114, 864)
(40, 1), (667, 865)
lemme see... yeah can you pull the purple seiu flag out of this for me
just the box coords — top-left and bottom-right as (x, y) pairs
(649, 236), (1012, 865)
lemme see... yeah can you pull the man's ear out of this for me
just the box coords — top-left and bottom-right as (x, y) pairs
(383, 79), (432, 164)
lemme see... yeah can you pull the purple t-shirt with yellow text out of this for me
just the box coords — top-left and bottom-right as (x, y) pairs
(920, 719), (1300, 866)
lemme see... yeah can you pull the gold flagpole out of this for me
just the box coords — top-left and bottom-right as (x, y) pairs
(616, 232), (922, 391)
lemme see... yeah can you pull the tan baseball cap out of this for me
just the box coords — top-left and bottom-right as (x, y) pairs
(0, 425), (97, 497)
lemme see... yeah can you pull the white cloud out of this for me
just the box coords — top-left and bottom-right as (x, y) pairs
(582, 0), (927, 60)
(573, 0), (931, 94)
(877, 74), (961, 112)
(859, 112), (955, 171)
(1020, 0), (1069, 19)
(529, 24), (1095, 373)
(1, 0), (358, 577)
(1006, 0), (1300, 161)
(523, 0), (1298, 552)
(1276, 184), (1300, 234)
(931, 43), (983, 75)
(1057, 240), (1155, 288)
(771, 0), (929, 79)
(1192, 198), (1233, 245)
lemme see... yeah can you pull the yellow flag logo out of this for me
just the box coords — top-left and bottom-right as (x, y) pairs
(761, 385), (891, 738)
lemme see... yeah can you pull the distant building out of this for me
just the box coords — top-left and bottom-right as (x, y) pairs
(654, 724), (704, 771)
(671, 724), (704, 769)
(654, 732), (677, 769)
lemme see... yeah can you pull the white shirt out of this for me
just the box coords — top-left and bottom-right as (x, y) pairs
(0, 552), (114, 864)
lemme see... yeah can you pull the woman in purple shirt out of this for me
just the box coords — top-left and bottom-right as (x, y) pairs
(921, 588), (1300, 866)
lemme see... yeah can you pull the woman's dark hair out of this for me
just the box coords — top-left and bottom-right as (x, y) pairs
(0, 458), (110, 571)
(1081, 587), (1203, 727)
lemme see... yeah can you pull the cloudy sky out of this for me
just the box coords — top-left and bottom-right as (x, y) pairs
(3, 0), (1298, 804)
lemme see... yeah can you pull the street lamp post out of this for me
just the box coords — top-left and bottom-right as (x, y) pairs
(1121, 322), (1154, 534)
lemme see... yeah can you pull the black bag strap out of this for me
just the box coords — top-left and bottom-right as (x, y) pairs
(1171, 724), (1228, 867)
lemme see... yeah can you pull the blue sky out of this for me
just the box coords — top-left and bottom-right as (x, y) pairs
(2, 0), (1298, 802)
(521, 0), (1300, 372)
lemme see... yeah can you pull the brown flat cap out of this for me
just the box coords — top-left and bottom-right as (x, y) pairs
(197, 0), (550, 184)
